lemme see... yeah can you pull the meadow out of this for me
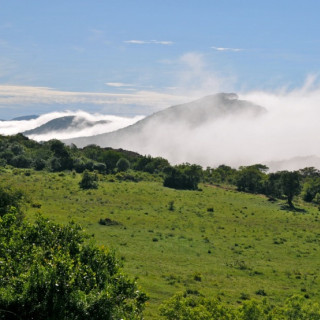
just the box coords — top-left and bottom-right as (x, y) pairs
(2, 167), (320, 319)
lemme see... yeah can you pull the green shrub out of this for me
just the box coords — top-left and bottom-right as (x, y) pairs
(116, 158), (130, 172)
(160, 292), (320, 320)
(0, 214), (147, 319)
(79, 170), (98, 189)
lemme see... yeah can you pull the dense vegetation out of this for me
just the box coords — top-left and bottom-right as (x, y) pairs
(0, 185), (147, 320)
(160, 291), (320, 319)
(2, 134), (320, 206)
(1, 134), (320, 319)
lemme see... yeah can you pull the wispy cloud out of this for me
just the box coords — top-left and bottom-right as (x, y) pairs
(105, 82), (134, 87)
(124, 40), (173, 45)
(0, 51), (234, 118)
(211, 46), (243, 52)
(173, 52), (236, 96)
(105, 82), (154, 90)
(0, 85), (187, 110)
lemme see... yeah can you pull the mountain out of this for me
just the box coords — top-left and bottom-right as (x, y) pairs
(11, 115), (39, 121)
(23, 116), (110, 136)
(64, 93), (266, 149)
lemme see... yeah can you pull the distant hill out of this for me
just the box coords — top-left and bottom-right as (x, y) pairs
(23, 116), (110, 136)
(64, 93), (266, 148)
(11, 115), (39, 121)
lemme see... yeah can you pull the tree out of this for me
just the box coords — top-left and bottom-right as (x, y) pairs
(33, 158), (46, 171)
(93, 162), (107, 174)
(163, 164), (202, 190)
(73, 157), (87, 173)
(298, 167), (320, 179)
(301, 177), (320, 202)
(49, 156), (62, 172)
(116, 158), (130, 172)
(9, 142), (24, 155)
(236, 166), (266, 194)
(210, 165), (237, 184)
(0, 214), (147, 319)
(49, 139), (73, 171)
(134, 156), (170, 173)
(10, 154), (33, 168)
(79, 170), (98, 189)
(280, 171), (301, 208)
(264, 172), (282, 198)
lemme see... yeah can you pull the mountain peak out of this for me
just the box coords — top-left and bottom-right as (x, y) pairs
(202, 92), (238, 101)
(64, 92), (265, 148)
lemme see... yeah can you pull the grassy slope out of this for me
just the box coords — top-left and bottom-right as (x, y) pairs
(2, 168), (320, 319)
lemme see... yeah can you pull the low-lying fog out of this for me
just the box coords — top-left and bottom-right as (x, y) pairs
(1, 79), (320, 171)
(0, 111), (144, 141)
(132, 83), (320, 170)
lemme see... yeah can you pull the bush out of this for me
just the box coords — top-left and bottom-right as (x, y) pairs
(116, 158), (130, 172)
(49, 156), (62, 172)
(115, 171), (140, 182)
(79, 170), (98, 189)
(73, 158), (87, 173)
(99, 217), (121, 226)
(10, 154), (33, 168)
(160, 291), (233, 320)
(93, 162), (107, 174)
(0, 185), (24, 222)
(33, 158), (46, 171)
(160, 292), (320, 320)
(0, 214), (147, 319)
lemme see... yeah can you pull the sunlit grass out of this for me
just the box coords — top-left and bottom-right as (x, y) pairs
(2, 167), (320, 319)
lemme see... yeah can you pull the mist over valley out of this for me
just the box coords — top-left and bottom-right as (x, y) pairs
(1, 86), (319, 171)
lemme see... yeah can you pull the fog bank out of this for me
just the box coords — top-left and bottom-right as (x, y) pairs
(72, 83), (320, 171)
(0, 111), (144, 141)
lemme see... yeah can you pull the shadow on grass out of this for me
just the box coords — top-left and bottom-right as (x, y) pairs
(280, 204), (307, 213)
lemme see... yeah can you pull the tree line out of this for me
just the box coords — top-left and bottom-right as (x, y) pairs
(1, 134), (320, 207)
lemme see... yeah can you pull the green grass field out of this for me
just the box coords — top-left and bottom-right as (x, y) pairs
(2, 168), (320, 319)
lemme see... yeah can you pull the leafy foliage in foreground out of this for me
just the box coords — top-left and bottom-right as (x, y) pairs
(160, 291), (320, 320)
(0, 209), (147, 319)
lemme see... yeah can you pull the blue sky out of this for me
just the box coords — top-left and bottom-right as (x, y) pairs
(1, 0), (320, 119)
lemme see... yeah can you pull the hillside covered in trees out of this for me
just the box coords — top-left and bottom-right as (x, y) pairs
(2, 133), (320, 207)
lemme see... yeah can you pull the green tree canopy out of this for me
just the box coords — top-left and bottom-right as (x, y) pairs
(116, 158), (130, 172)
(79, 170), (98, 189)
(236, 165), (266, 194)
(280, 171), (301, 208)
(0, 213), (147, 319)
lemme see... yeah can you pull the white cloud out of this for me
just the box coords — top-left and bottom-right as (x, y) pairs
(124, 40), (173, 45)
(0, 85), (187, 109)
(105, 82), (134, 87)
(0, 110), (145, 140)
(173, 52), (236, 97)
(212, 46), (243, 52)
(0, 51), (235, 119)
